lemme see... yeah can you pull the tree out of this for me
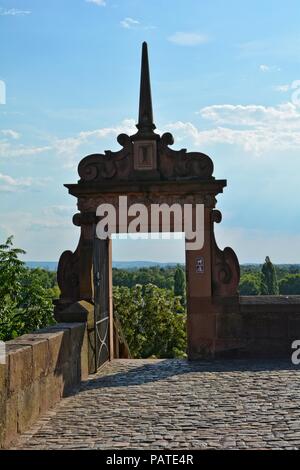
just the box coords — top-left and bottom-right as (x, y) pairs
(113, 284), (145, 356)
(113, 266), (177, 290)
(0, 236), (56, 341)
(0, 235), (25, 301)
(239, 273), (261, 295)
(260, 256), (279, 295)
(288, 265), (299, 275)
(174, 265), (186, 306)
(279, 274), (300, 295)
(113, 284), (187, 358)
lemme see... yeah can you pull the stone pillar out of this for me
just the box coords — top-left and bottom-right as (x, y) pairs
(185, 206), (216, 359)
(186, 206), (240, 359)
(54, 212), (95, 321)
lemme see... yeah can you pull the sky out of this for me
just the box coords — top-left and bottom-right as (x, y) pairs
(0, 0), (300, 263)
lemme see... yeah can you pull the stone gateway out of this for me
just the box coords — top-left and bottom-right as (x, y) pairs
(54, 42), (240, 371)
(54, 42), (300, 371)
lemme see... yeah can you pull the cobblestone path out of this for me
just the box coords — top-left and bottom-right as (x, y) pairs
(12, 359), (300, 450)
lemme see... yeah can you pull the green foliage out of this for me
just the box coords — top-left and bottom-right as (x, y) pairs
(174, 265), (186, 305)
(239, 273), (261, 295)
(288, 265), (300, 275)
(240, 263), (300, 282)
(0, 236), (56, 341)
(113, 284), (187, 359)
(113, 266), (178, 290)
(238, 260), (300, 295)
(28, 267), (57, 289)
(260, 256), (279, 295)
(0, 235), (25, 301)
(279, 274), (300, 295)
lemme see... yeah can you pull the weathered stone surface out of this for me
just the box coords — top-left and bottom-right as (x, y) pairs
(4, 394), (18, 448)
(0, 364), (6, 399)
(56, 301), (94, 324)
(11, 359), (300, 450)
(0, 323), (88, 449)
(80, 328), (89, 381)
(0, 364), (7, 445)
(10, 335), (50, 379)
(17, 381), (40, 433)
(42, 330), (69, 372)
(39, 373), (63, 412)
(6, 343), (33, 394)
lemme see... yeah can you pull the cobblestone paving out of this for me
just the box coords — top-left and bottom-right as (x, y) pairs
(12, 359), (300, 450)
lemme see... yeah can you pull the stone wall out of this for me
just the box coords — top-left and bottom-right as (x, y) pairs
(0, 322), (88, 449)
(216, 296), (300, 358)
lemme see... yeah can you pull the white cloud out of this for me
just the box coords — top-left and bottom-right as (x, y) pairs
(0, 173), (32, 192)
(199, 103), (300, 126)
(85, 0), (106, 6)
(120, 17), (140, 29)
(259, 64), (270, 72)
(0, 141), (51, 158)
(54, 118), (136, 167)
(168, 102), (300, 154)
(0, 118), (137, 165)
(0, 173), (50, 193)
(0, 8), (31, 16)
(167, 32), (209, 46)
(274, 80), (300, 98)
(274, 84), (290, 92)
(3, 103), (300, 165)
(1, 129), (20, 139)
(259, 64), (280, 72)
(0, 208), (78, 261)
(43, 205), (75, 217)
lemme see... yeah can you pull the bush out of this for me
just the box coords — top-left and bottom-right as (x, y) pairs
(113, 284), (187, 358)
(0, 236), (56, 341)
(279, 274), (300, 295)
(239, 273), (261, 295)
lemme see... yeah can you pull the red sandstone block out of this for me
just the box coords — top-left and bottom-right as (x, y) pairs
(3, 394), (18, 448)
(0, 364), (7, 447)
(39, 373), (64, 410)
(5, 343), (33, 395)
(17, 381), (40, 433)
(80, 328), (89, 380)
(46, 330), (71, 372)
(9, 335), (50, 380)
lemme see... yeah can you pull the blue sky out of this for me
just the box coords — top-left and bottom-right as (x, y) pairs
(1, 0), (300, 263)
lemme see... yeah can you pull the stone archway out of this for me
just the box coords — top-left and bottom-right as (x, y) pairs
(54, 42), (240, 372)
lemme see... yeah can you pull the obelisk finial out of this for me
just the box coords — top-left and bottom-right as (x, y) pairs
(135, 42), (156, 138)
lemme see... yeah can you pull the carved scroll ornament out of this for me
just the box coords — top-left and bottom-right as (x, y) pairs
(56, 245), (80, 308)
(77, 132), (214, 183)
(211, 210), (240, 297)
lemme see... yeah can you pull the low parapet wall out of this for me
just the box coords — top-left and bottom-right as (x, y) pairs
(215, 295), (300, 358)
(0, 322), (88, 449)
(239, 296), (300, 357)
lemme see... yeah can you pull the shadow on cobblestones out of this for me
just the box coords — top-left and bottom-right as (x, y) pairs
(79, 359), (298, 390)
(13, 359), (300, 450)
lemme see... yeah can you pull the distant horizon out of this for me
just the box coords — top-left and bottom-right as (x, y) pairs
(25, 260), (300, 264)
(25, 260), (300, 267)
